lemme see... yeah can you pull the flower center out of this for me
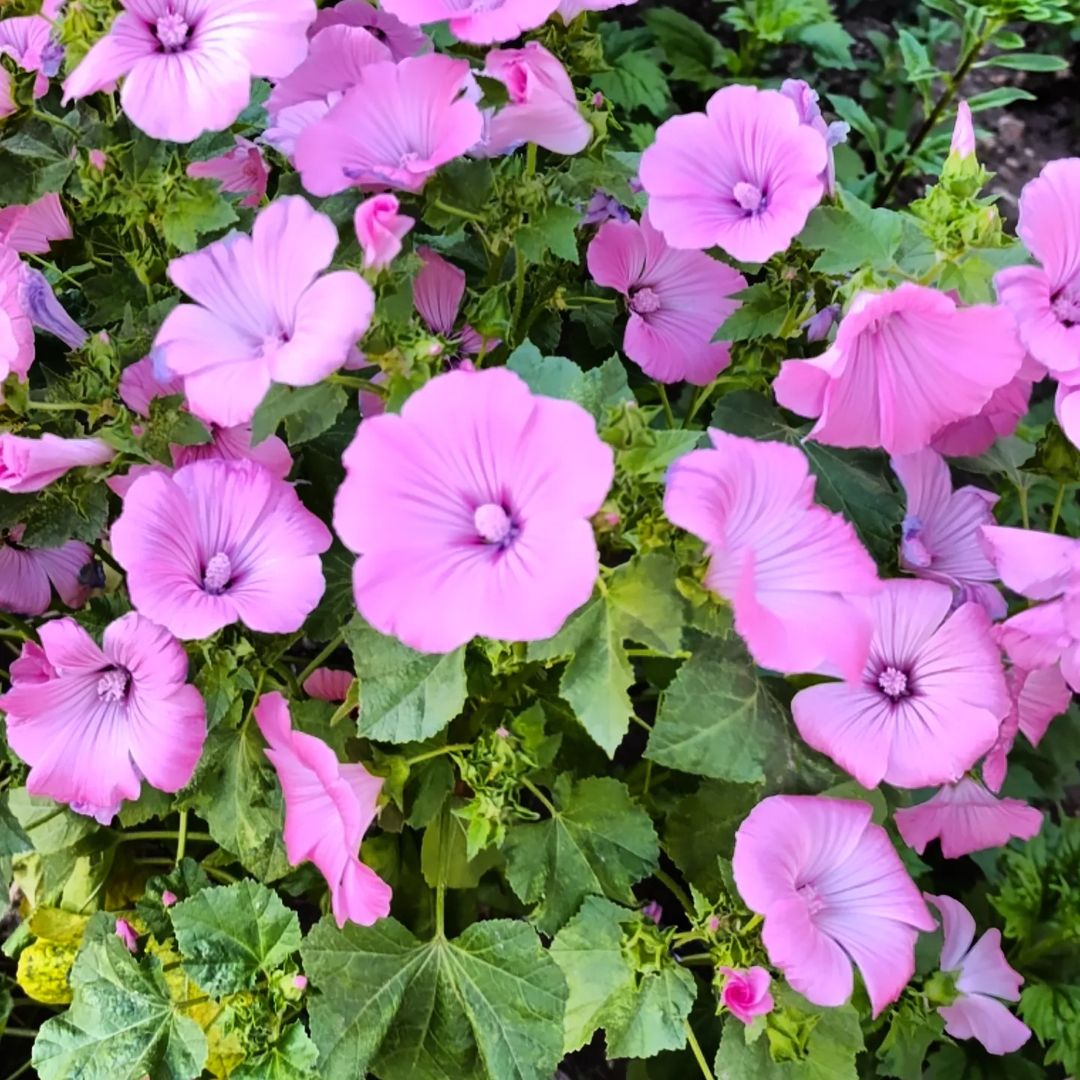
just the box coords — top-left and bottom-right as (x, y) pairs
(96, 667), (130, 703)
(203, 552), (232, 594)
(504, 63), (531, 104)
(398, 150), (422, 171)
(156, 12), (190, 52)
(1052, 285), (1080, 328)
(629, 286), (662, 315)
(877, 665), (910, 700)
(797, 881), (825, 916)
(733, 181), (766, 213)
(474, 503), (515, 546)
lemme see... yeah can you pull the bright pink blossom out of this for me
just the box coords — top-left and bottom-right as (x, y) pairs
(0, 525), (91, 615)
(303, 667), (353, 702)
(354, 194), (414, 270)
(295, 55), (482, 196)
(310, 0), (430, 59)
(664, 430), (879, 681)
(925, 894), (1030, 1055)
(187, 137), (268, 208)
(639, 84), (827, 263)
(0, 15), (61, 99)
(111, 458), (331, 640)
(718, 967), (773, 1025)
(334, 368), (613, 653)
(381, 0), (558, 44)
(587, 214), (746, 385)
(0, 247), (34, 392)
(154, 196), (373, 427)
(63, 0), (316, 143)
(557, 0), (635, 21)
(950, 100), (976, 157)
(733, 795), (934, 1016)
(930, 361), (1039, 457)
(0, 433), (114, 493)
(0, 193), (72, 255)
(892, 449), (1005, 618)
(255, 692), (391, 927)
(775, 284), (1025, 454)
(413, 247), (494, 360)
(115, 918), (138, 953)
(0, 613), (206, 824)
(792, 580), (1009, 789)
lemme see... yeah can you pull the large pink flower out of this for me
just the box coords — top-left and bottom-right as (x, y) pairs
(0, 434), (114, 493)
(663, 430), (879, 681)
(0, 613), (206, 824)
(930, 361), (1039, 457)
(775, 284), (1025, 454)
(186, 137), (268, 208)
(111, 458), (331, 640)
(63, 0), (316, 142)
(295, 55), (482, 196)
(925, 895), (1030, 1056)
(256, 692), (391, 927)
(639, 84), (827, 263)
(334, 368), (613, 653)
(310, 0), (429, 58)
(791, 580), (1008, 789)
(0, 526), (91, 615)
(733, 795), (934, 1016)
(380, 0), (558, 45)
(0, 247), (34, 392)
(303, 667), (353, 702)
(153, 196), (373, 427)
(586, 214), (746, 385)
(995, 158), (1080, 376)
(0, 193), (72, 255)
(413, 247), (494, 360)
(892, 449), (1004, 618)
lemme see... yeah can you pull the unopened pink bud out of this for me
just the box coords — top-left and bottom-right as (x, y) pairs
(161, 890), (177, 908)
(115, 918), (138, 953)
(592, 92), (604, 108)
(293, 974), (308, 991)
(707, 915), (721, 933)
(89, 149), (107, 171)
(642, 900), (663, 925)
(495, 726), (510, 738)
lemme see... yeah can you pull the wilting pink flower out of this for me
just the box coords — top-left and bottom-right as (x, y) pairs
(896, 779), (1041, 859)
(0, 526), (91, 615)
(733, 795), (934, 1016)
(0, 193), (72, 255)
(295, 55), (482, 196)
(639, 84), (827, 263)
(581, 191), (629, 226)
(154, 196), (373, 427)
(115, 918), (138, 953)
(17, 264), (87, 350)
(931, 361), (1039, 457)
(303, 667), (353, 702)
(161, 890), (178, 907)
(256, 692), (391, 927)
(892, 449), (1004, 618)
(587, 214), (746, 385)
(334, 368), (613, 652)
(381, 0), (558, 44)
(310, 0), (429, 59)
(413, 247), (494, 361)
(0, 614), (206, 824)
(641, 900), (662, 925)
(925, 894), (1030, 1055)
(775, 284), (1025, 454)
(951, 100), (976, 158)
(664, 430), (879, 680)
(63, 0), (316, 143)
(111, 459), (331, 640)
(0, 15), (62, 99)
(792, 580), (1008, 789)
(354, 194), (414, 270)
(482, 43), (589, 156)
(187, 137), (268, 208)
(779, 79), (848, 196)
(557, 0), (635, 20)
(718, 967), (773, 1025)
(0, 248), (34, 391)
(995, 158), (1080, 376)
(801, 303), (839, 343)
(0, 434), (114, 493)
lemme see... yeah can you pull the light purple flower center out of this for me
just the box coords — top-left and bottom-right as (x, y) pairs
(203, 552), (232, 594)
(733, 181), (766, 214)
(97, 667), (130, 703)
(629, 286), (662, 315)
(474, 502), (515, 546)
(797, 881), (825, 916)
(877, 665), (910, 700)
(1052, 285), (1080, 328)
(156, 12), (191, 52)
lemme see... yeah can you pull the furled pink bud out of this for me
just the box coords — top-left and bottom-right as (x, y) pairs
(115, 918), (138, 953)
(718, 966), (773, 1024)
(161, 890), (178, 908)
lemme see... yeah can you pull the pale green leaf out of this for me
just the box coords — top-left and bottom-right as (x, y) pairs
(518, 204), (581, 265)
(232, 1023), (319, 1079)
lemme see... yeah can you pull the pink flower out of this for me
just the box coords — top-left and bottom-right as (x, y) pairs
(895, 779), (1042, 859)
(110, 458), (332, 640)
(995, 158), (1080, 376)
(892, 449), (1005, 618)
(333, 368), (614, 653)
(0, 434), (114, 493)
(154, 196), (373, 427)
(482, 43), (589, 156)
(925, 894), (1030, 1055)
(0, 613), (207, 824)
(775, 284), (1025, 454)
(89, 149), (108, 171)
(413, 247), (494, 360)
(0, 248), (34, 392)
(0, 193), (72, 255)
(187, 137), (268, 208)
(663, 430), (880, 681)
(995, 603), (1080, 694)
(0, 15), (62, 99)
(255, 692), (391, 927)
(161, 890), (178, 907)
(1055, 374), (1080, 451)
(0, 69), (13, 121)
(639, 84), (827, 263)
(733, 795), (934, 1016)
(718, 967), (773, 1025)
(930, 363), (1038, 457)
(303, 667), (353, 702)
(557, 0), (636, 21)
(310, 0), (429, 59)
(63, 0), (316, 143)
(115, 918), (138, 953)
(380, 0), (558, 44)
(292, 973), (308, 990)
(951, 100), (976, 158)
(354, 194), (414, 270)
(779, 79), (848, 196)
(0, 526), (91, 615)
(586, 213), (746, 385)
(641, 900), (662, 925)
(17, 264), (87, 351)
(791, 580), (1009, 789)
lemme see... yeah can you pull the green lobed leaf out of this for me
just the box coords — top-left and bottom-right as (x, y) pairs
(518, 203), (581, 265)
(715, 283), (788, 342)
(161, 183), (238, 253)
(593, 51), (672, 117)
(250, 382), (349, 447)
(231, 1022), (319, 1079)
(642, 8), (726, 87)
(798, 192), (905, 274)
(506, 341), (633, 420)
(877, 1006), (946, 1080)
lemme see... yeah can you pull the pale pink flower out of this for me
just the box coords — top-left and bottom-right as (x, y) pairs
(296, 55), (482, 196)
(354, 194), (414, 270)
(733, 795), (934, 1016)
(995, 603), (1080, 694)
(0, 613), (207, 824)
(557, 0), (636, 21)
(663, 430), (879, 681)
(255, 692), (391, 927)
(309, 0), (429, 59)
(718, 967), (773, 1025)
(930, 361), (1039, 457)
(381, 0), (558, 44)
(995, 158), (1080, 376)
(775, 284), (1025, 454)
(895, 779), (1041, 859)
(925, 894), (1030, 1055)
(154, 196), (373, 427)
(0, 69), (13, 121)
(0, 193), (72, 254)
(792, 580), (1008, 789)
(892, 449), (1005, 618)
(115, 918), (138, 953)
(950, 101), (976, 157)
(0, 525), (91, 615)
(0, 247), (34, 392)
(639, 84), (827, 263)
(334, 368), (614, 653)
(63, 0), (316, 143)
(110, 458), (332, 640)
(303, 667), (353, 702)
(292, 974), (308, 990)
(1055, 374), (1080, 451)
(413, 247), (495, 361)
(89, 149), (108, 171)
(187, 137), (268, 208)
(779, 79), (848, 196)
(0, 434), (114, 493)
(161, 890), (178, 907)
(586, 213), (746, 385)
(0, 15), (62, 99)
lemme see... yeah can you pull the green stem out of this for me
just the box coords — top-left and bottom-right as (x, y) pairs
(1017, 483), (1030, 529)
(435, 881), (446, 939)
(3, 1062), (33, 1080)
(0, 611), (39, 642)
(2, 1029), (38, 1038)
(297, 629), (345, 686)
(742, 913), (763, 935)
(175, 809), (189, 865)
(562, 295), (616, 305)
(432, 198), (484, 223)
(654, 868), (694, 918)
(328, 374), (389, 396)
(1049, 482), (1066, 534)
(204, 866), (239, 885)
(116, 830), (212, 844)
(405, 743), (473, 767)
(24, 400), (90, 413)
(684, 1021), (715, 1080)
(656, 384), (675, 429)
(31, 108), (80, 139)
(521, 777), (558, 816)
